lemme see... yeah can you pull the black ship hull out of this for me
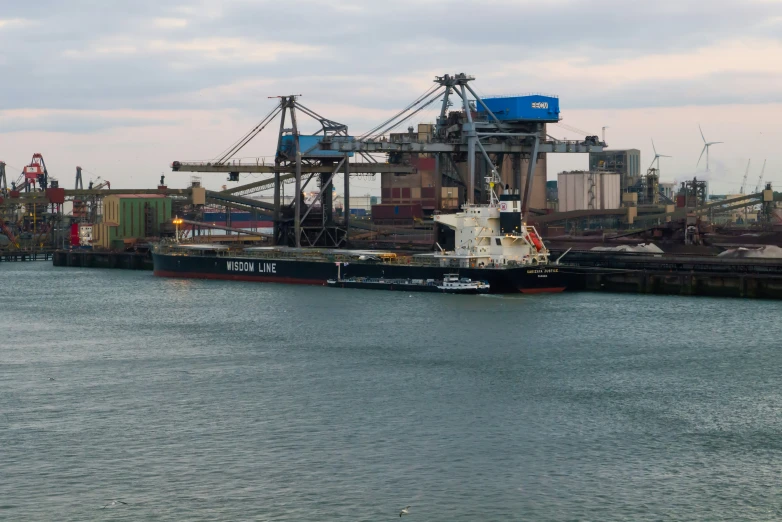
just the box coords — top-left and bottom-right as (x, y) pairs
(327, 280), (489, 294)
(152, 252), (568, 294)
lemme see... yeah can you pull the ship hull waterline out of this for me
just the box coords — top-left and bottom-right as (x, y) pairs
(326, 280), (489, 294)
(152, 253), (568, 294)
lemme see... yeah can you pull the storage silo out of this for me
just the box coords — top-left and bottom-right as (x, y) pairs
(557, 171), (621, 212)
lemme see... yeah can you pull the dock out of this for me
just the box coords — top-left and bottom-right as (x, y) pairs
(1, 251), (55, 262)
(562, 251), (782, 299)
(52, 250), (152, 270)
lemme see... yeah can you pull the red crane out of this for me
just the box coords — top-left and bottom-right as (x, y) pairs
(0, 221), (17, 246)
(13, 153), (49, 192)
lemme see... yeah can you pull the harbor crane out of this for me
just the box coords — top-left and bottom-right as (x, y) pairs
(322, 73), (606, 220)
(755, 160), (766, 194)
(740, 160), (751, 194)
(173, 73), (606, 247)
(11, 153), (50, 193)
(171, 96), (415, 247)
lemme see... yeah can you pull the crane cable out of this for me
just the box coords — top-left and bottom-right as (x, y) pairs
(359, 83), (442, 140)
(369, 87), (444, 140)
(213, 104), (283, 165)
(552, 122), (595, 137)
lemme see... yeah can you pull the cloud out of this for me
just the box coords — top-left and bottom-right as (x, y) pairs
(153, 17), (188, 29)
(2, 0), (780, 111)
(146, 38), (322, 62)
(0, 18), (30, 29)
(1, 0), (781, 194)
(0, 109), (198, 134)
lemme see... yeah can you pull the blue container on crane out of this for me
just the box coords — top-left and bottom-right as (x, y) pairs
(478, 95), (560, 122)
(279, 135), (354, 158)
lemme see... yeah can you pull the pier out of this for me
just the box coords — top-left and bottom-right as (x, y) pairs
(1, 251), (55, 262)
(561, 250), (782, 299)
(52, 250), (152, 270)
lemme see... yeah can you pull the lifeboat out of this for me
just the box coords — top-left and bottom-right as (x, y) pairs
(527, 229), (544, 252)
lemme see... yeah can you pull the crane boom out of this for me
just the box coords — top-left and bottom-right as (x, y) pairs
(740, 159), (751, 194)
(755, 159), (766, 194)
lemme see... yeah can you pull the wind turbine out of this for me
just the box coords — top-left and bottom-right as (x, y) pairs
(696, 124), (723, 171)
(649, 139), (672, 171)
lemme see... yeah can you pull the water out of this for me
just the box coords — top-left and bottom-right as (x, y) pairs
(2, 262), (782, 521)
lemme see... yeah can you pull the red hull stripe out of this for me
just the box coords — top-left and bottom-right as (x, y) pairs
(519, 287), (566, 294)
(153, 270), (325, 286)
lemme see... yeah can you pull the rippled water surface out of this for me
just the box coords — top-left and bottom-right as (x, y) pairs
(2, 262), (782, 520)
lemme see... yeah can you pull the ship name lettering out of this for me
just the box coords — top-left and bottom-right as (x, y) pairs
(527, 268), (559, 274)
(227, 261), (255, 272)
(259, 262), (277, 274)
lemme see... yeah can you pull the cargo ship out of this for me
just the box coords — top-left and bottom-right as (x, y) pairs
(327, 274), (490, 294)
(152, 185), (569, 294)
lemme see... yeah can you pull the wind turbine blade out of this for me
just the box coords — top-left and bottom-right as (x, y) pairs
(660, 155), (672, 158)
(651, 138), (657, 156)
(699, 124), (706, 143)
(709, 141), (724, 145)
(697, 145), (706, 167)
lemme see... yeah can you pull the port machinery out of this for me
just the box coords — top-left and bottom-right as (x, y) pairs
(321, 73), (606, 222)
(172, 97), (416, 248)
(0, 153), (51, 194)
(171, 72), (608, 248)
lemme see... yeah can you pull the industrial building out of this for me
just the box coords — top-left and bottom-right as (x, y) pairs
(660, 182), (677, 202)
(557, 171), (621, 212)
(589, 149), (641, 191)
(93, 194), (172, 250)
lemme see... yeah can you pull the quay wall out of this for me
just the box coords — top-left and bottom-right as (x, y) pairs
(53, 250), (152, 270)
(572, 268), (782, 299)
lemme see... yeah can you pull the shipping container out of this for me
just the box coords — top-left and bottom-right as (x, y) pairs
(371, 203), (423, 220)
(441, 187), (461, 199)
(413, 157), (436, 170)
(479, 95), (560, 122)
(279, 135), (354, 158)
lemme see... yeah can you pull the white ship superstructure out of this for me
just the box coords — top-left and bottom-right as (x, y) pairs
(433, 181), (550, 269)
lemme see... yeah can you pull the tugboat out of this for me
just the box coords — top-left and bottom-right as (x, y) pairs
(327, 273), (490, 294)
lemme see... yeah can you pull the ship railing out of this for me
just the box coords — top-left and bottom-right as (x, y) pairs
(156, 243), (446, 266)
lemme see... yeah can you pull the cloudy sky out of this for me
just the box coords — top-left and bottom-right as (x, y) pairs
(2, 0), (781, 196)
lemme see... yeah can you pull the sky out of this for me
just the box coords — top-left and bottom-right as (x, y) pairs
(2, 0), (782, 197)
